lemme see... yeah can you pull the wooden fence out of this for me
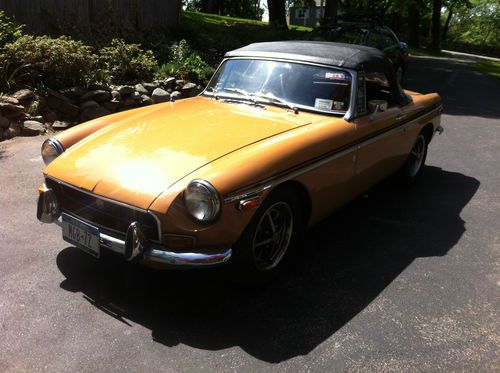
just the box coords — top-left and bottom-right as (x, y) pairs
(0, 0), (181, 37)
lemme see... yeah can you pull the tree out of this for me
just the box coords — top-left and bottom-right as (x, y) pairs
(430, 0), (442, 50)
(267, 0), (287, 28)
(323, 0), (338, 24)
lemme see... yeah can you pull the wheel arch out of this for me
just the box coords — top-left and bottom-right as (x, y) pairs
(422, 123), (434, 143)
(268, 180), (312, 229)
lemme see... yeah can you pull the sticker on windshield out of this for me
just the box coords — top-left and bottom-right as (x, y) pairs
(333, 101), (345, 110)
(315, 98), (334, 110)
(325, 72), (350, 80)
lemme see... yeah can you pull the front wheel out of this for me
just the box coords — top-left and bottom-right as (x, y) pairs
(230, 188), (302, 285)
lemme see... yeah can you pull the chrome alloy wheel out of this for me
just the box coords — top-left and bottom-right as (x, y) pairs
(251, 201), (294, 272)
(408, 134), (427, 177)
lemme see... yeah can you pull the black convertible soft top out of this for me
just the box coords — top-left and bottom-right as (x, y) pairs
(224, 41), (388, 71)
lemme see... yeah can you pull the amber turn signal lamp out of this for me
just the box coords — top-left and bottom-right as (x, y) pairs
(238, 197), (261, 211)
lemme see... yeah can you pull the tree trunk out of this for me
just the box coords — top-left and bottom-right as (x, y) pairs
(267, 0), (287, 28)
(323, 0), (338, 24)
(408, 0), (421, 47)
(430, 0), (442, 51)
(442, 6), (453, 42)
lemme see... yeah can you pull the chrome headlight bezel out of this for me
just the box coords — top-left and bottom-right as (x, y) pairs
(41, 138), (64, 165)
(184, 179), (221, 223)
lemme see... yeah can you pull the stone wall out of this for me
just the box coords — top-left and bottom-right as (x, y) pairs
(0, 0), (181, 36)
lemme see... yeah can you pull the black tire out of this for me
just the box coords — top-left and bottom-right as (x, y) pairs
(229, 188), (303, 285)
(399, 131), (429, 185)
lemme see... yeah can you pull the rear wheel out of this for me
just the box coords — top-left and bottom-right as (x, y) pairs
(399, 132), (428, 184)
(230, 188), (302, 285)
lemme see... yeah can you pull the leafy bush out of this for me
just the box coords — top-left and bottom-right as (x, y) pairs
(0, 61), (30, 93)
(0, 10), (23, 47)
(98, 39), (157, 84)
(160, 39), (214, 84)
(1, 35), (96, 89)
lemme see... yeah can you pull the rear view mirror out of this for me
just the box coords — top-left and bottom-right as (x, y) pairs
(368, 100), (388, 121)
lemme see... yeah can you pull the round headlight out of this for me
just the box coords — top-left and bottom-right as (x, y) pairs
(184, 180), (221, 223)
(41, 138), (64, 165)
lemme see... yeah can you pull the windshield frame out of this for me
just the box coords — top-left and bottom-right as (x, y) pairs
(202, 57), (359, 120)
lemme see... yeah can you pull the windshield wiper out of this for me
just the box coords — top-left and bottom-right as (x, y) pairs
(224, 89), (299, 114)
(222, 88), (257, 103)
(252, 92), (299, 114)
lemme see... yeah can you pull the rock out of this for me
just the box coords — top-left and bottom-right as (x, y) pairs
(4, 123), (20, 139)
(111, 91), (121, 101)
(135, 84), (149, 95)
(175, 79), (186, 87)
(0, 115), (9, 129)
(152, 88), (171, 104)
(52, 120), (71, 130)
(79, 100), (100, 111)
(119, 99), (139, 108)
(141, 95), (153, 105)
(59, 87), (87, 100)
(80, 105), (111, 122)
(130, 91), (142, 100)
(43, 111), (58, 123)
(22, 120), (45, 136)
(81, 90), (111, 102)
(47, 89), (79, 118)
(170, 91), (182, 101)
(12, 89), (36, 102)
(142, 82), (159, 94)
(0, 127), (3, 141)
(0, 102), (24, 113)
(31, 115), (44, 122)
(165, 77), (176, 89)
(118, 86), (135, 95)
(181, 82), (197, 97)
(102, 101), (120, 112)
(0, 96), (19, 105)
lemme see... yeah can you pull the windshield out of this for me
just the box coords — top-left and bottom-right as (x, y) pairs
(205, 59), (352, 114)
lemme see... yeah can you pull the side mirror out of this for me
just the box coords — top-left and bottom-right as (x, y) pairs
(399, 41), (408, 52)
(368, 100), (388, 121)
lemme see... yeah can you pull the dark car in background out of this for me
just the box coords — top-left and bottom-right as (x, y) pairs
(310, 21), (409, 82)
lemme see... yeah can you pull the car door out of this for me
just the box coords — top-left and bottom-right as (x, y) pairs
(353, 70), (409, 191)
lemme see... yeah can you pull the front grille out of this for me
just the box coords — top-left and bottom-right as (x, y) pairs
(46, 178), (159, 241)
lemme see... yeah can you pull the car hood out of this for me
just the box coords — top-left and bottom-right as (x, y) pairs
(44, 97), (314, 209)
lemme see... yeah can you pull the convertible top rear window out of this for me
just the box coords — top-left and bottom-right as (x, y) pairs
(206, 59), (352, 114)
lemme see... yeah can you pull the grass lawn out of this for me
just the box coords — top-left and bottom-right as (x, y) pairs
(179, 11), (311, 65)
(473, 60), (500, 78)
(409, 47), (448, 58)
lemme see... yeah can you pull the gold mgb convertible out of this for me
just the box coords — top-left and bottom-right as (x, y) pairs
(37, 41), (443, 282)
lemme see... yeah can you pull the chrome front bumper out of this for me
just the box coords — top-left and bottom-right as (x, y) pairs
(99, 230), (232, 268)
(39, 188), (232, 268)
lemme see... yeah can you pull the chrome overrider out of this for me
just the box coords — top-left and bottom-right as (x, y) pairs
(37, 185), (232, 268)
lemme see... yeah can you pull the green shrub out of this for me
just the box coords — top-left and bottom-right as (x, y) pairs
(160, 39), (214, 84)
(0, 10), (23, 47)
(98, 39), (157, 84)
(1, 35), (96, 89)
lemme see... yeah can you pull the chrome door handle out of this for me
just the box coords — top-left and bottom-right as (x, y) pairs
(396, 113), (407, 121)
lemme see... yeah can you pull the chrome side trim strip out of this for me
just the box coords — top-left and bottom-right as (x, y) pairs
(223, 146), (355, 203)
(45, 176), (163, 240)
(223, 105), (442, 203)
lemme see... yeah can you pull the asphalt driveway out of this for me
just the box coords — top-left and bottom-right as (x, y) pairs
(0, 56), (499, 372)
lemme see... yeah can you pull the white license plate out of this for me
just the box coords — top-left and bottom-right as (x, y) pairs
(62, 213), (100, 258)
